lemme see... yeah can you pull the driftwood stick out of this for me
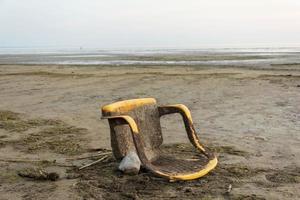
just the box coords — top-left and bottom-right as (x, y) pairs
(0, 158), (54, 163)
(87, 148), (112, 152)
(0, 158), (74, 167)
(79, 155), (108, 170)
(67, 152), (111, 161)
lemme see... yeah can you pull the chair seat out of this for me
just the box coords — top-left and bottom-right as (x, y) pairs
(151, 154), (210, 175)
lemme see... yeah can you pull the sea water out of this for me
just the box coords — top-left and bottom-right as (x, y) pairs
(0, 47), (299, 68)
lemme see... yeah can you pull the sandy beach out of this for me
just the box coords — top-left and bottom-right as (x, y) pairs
(0, 64), (299, 199)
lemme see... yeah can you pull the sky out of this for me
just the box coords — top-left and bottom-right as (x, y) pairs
(0, 0), (300, 48)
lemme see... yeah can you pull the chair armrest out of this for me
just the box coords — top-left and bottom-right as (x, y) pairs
(102, 115), (139, 134)
(158, 104), (193, 122)
(158, 104), (206, 153)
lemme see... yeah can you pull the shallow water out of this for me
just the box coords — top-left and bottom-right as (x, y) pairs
(0, 47), (300, 68)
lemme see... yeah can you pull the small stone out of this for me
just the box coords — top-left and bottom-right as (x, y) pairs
(48, 172), (60, 181)
(183, 187), (193, 193)
(226, 184), (232, 193)
(255, 152), (263, 157)
(254, 136), (267, 141)
(118, 151), (141, 175)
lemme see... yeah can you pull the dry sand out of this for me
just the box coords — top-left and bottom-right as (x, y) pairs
(0, 64), (299, 199)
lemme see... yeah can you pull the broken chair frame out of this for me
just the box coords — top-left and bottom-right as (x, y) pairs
(102, 98), (217, 181)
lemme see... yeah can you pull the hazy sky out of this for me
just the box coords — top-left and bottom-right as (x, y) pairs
(1, 0), (300, 48)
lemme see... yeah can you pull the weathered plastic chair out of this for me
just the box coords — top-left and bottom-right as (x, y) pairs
(101, 98), (217, 181)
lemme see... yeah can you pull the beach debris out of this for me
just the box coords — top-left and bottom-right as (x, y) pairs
(18, 168), (59, 181)
(226, 184), (232, 193)
(0, 158), (74, 167)
(67, 151), (111, 161)
(183, 187), (193, 193)
(118, 151), (141, 175)
(254, 136), (267, 141)
(79, 155), (108, 170)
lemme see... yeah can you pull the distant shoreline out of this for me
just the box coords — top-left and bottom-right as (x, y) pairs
(0, 48), (300, 69)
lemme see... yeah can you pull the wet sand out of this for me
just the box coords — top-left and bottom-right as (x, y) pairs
(0, 64), (299, 199)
